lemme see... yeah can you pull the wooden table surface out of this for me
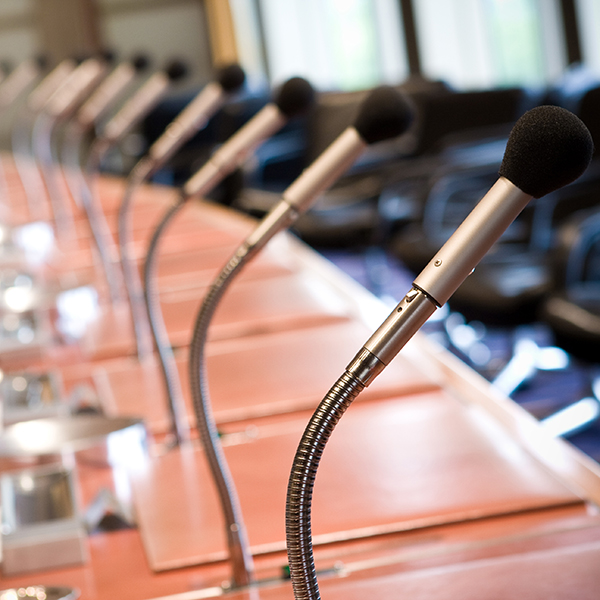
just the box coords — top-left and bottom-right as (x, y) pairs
(1, 156), (599, 599)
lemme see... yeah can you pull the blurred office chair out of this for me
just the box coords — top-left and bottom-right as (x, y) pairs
(539, 207), (600, 361)
(390, 87), (529, 272)
(442, 83), (600, 325)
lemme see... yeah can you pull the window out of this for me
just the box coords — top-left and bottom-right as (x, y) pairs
(0, 0), (37, 65)
(98, 0), (213, 89)
(230, 0), (408, 91)
(575, 0), (600, 76)
(413, 0), (565, 89)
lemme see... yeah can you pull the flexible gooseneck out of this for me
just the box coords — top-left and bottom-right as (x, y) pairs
(188, 243), (256, 586)
(0, 57), (45, 211)
(32, 56), (110, 240)
(117, 63), (245, 360)
(285, 105), (594, 600)
(60, 57), (149, 302)
(286, 371), (364, 599)
(118, 158), (156, 361)
(11, 58), (76, 220)
(142, 193), (191, 445)
(69, 60), (187, 303)
(61, 55), (149, 292)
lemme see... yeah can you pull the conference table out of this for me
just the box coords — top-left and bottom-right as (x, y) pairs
(0, 155), (599, 599)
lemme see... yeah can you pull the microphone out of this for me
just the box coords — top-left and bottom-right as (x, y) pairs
(116, 63), (245, 359)
(98, 59), (187, 145)
(138, 76), (315, 444)
(61, 55), (151, 302)
(182, 76), (315, 197)
(73, 60), (187, 301)
(26, 58), (78, 113)
(285, 104), (594, 600)
(87, 59), (188, 173)
(144, 62), (246, 173)
(32, 55), (112, 238)
(185, 85), (413, 589)
(41, 54), (111, 120)
(357, 105), (594, 382)
(75, 53), (150, 129)
(11, 58), (77, 220)
(66, 54), (150, 180)
(123, 76), (313, 361)
(0, 55), (46, 110)
(241, 86), (413, 253)
(66, 54), (150, 172)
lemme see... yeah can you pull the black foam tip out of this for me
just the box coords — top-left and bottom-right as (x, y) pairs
(100, 49), (116, 64)
(131, 53), (150, 73)
(165, 60), (188, 82)
(217, 63), (245, 93)
(0, 60), (13, 74)
(353, 85), (413, 144)
(274, 77), (315, 118)
(72, 53), (90, 65)
(35, 54), (49, 71)
(499, 105), (594, 198)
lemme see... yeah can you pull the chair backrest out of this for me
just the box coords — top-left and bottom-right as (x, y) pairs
(420, 164), (542, 251)
(409, 87), (526, 156)
(577, 85), (600, 158)
(554, 208), (600, 289)
(304, 77), (451, 164)
(304, 89), (369, 164)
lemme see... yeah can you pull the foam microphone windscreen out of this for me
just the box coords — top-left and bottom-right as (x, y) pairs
(35, 54), (50, 71)
(499, 105), (594, 198)
(131, 54), (151, 73)
(217, 63), (245, 93)
(274, 76), (315, 118)
(166, 60), (188, 82)
(353, 85), (413, 145)
(100, 49), (117, 65)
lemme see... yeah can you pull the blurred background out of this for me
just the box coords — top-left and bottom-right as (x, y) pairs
(0, 1), (592, 93)
(1, 0), (600, 460)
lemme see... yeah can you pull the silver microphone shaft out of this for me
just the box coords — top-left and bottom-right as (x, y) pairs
(244, 127), (367, 253)
(182, 103), (286, 198)
(101, 71), (170, 144)
(148, 81), (225, 167)
(351, 177), (532, 385)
